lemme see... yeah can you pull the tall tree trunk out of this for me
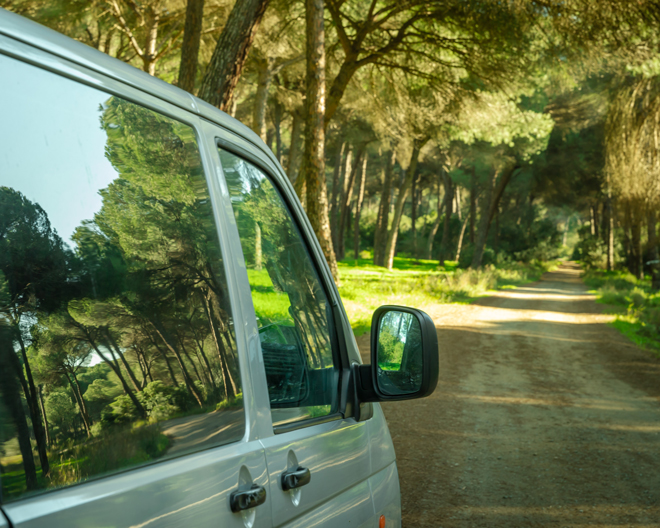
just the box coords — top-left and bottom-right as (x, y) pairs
(142, 10), (159, 76)
(469, 166), (476, 243)
(383, 140), (424, 270)
(178, 336), (204, 387)
(0, 346), (38, 490)
(252, 57), (272, 141)
(631, 209), (643, 280)
(65, 372), (91, 437)
(201, 293), (236, 401)
(471, 164), (519, 269)
(455, 214), (470, 261)
(438, 171), (454, 265)
(454, 186), (461, 221)
(589, 204), (596, 236)
(331, 147), (352, 250)
(411, 172), (417, 257)
(14, 326), (49, 476)
(649, 207), (659, 290)
(425, 175), (443, 260)
(198, 0), (270, 111)
(606, 192), (615, 271)
(329, 139), (345, 239)
(337, 148), (363, 260)
(105, 330), (142, 393)
(354, 154), (367, 260)
(150, 319), (204, 407)
(273, 98), (284, 163)
(255, 222), (263, 270)
(300, 0), (338, 280)
(37, 384), (51, 446)
(374, 150), (396, 266)
(177, 0), (205, 93)
(150, 335), (180, 388)
(287, 109), (304, 185)
(88, 332), (147, 418)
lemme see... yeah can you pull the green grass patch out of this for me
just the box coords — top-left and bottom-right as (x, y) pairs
(583, 269), (660, 354)
(216, 392), (244, 411)
(338, 257), (557, 336)
(1, 424), (171, 500)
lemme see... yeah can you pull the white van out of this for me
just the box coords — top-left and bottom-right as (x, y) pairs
(0, 8), (438, 528)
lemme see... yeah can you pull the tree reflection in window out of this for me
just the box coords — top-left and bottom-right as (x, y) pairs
(1, 92), (243, 501)
(219, 151), (338, 426)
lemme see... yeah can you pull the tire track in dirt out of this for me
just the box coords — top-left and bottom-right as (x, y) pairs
(358, 263), (660, 527)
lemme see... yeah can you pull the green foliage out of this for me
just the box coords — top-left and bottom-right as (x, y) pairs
(572, 230), (609, 269)
(48, 425), (170, 489)
(100, 381), (192, 426)
(377, 328), (404, 369)
(338, 257), (555, 335)
(44, 390), (77, 440)
(584, 269), (660, 353)
(216, 392), (244, 411)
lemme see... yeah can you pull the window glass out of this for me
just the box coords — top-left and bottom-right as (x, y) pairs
(219, 150), (339, 427)
(0, 55), (243, 503)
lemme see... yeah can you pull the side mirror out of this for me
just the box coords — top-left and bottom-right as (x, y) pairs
(354, 305), (438, 405)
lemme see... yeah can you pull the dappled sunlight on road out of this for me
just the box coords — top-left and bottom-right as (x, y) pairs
(371, 263), (660, 528)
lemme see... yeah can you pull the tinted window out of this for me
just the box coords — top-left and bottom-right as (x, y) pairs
(219, 150), (339, 427)
(0, 55), (243, 502)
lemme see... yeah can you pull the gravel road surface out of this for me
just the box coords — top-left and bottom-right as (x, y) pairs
(359, 263), (660, 527)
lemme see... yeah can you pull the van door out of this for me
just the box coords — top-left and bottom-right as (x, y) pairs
(0, 51), (270, 528)
(215, 148), (376, 527)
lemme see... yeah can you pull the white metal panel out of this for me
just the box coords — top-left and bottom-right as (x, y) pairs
(260, 419), (372, 527)
(368, 405), (398, 475)
(369, 463), (402, 528)
(3, 443), (271, 528)
(278, 476), (374, 528)
(196, 119), (275, 442)
(0, 25), (272, 528)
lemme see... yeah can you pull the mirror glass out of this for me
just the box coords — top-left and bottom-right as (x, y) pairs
(376, 310), (423, 395)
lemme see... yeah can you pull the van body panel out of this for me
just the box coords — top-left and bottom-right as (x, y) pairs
(277, 478), (374, 528)
(0, 7), (404, 527)
(196, 119), (276, 442)
(2, 443), (271, 528)
(259, 419), (371, 526)
(368, 405), (398, 474)
(369, 463), (402, 527)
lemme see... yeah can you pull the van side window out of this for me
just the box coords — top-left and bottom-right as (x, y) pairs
(0, 54), (244, 503)
(219, 150), (339, 427)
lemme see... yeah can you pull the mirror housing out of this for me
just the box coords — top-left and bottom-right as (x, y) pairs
(354, 305), (438, 406)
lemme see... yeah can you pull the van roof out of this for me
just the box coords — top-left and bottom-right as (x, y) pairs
(0, 7), (271, 164)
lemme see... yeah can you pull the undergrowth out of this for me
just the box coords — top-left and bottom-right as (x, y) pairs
(583, 269), (660, 353)
(339, 257), (557, 335)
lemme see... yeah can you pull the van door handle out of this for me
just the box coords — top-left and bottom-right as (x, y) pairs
(230, 484), (267, 512)
(281, 466), (311, 491)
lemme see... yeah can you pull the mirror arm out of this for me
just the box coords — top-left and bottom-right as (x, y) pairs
(352, 364), (376, 420)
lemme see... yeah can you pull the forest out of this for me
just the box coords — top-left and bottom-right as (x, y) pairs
(1, 0), (660, 501)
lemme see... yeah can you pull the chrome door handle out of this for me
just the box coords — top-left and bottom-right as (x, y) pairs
(281, 466), (311, 491)
(230, 484), (267, 512)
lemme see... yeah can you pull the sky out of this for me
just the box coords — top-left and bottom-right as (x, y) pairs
(0, 53), (119, 245)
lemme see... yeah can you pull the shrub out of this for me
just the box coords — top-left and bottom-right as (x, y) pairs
(50, 425), (169, 487)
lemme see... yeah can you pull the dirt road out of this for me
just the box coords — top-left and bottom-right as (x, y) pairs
(359, 263), (660, 527)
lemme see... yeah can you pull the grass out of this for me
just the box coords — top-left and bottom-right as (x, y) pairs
(583, 269), (660, 354)
(215, 392), (244, 411)
(337, 257), (557, 335)
(246, 255), (555, 336)
(1, 424), (170, 500)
